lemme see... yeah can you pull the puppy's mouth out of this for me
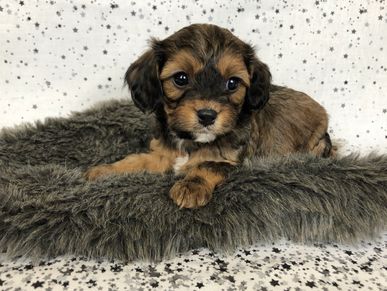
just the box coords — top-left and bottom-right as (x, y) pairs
(174, 127), (217, 144)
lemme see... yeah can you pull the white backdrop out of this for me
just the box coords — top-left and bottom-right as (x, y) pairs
(1, 0), (386, 153)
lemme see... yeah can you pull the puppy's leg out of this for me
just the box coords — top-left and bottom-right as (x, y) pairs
(169, 162), (232, 208)
(310, 133), (335, 158)
(85, 139), (178, 180)
(305, 115), (335, 157)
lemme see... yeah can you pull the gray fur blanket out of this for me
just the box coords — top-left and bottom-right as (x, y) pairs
(0, 100), (386, 261)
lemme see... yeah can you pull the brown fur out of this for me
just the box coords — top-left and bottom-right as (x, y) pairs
(170, 167), (224, 208)
(86, 24), (334, 208)
(85, 139), (179, 178)
(216, 51), (250, 86)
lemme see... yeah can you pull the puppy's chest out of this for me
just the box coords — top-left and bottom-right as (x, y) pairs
(171, 145), (243, 174)
(173, 154), (189, 173)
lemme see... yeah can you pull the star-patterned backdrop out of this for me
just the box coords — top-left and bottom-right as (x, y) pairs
(1, 1), (387, 290)
(1, 0), (386, 153)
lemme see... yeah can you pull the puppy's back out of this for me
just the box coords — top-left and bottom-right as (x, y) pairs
(251, 86), (332, 157)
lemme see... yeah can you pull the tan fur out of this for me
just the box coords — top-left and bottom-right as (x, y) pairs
(229, 86), (246, 105)
(216, 51), (250, 86)
(160, 50), (203, 80)
(162, 80), (183, 101)
(85, 139), (180, 179)
(169, 167), (225, 208)
(167, 99), (239, 137)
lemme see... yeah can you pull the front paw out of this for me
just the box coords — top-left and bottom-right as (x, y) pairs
(84, 164), (114, 181)
(169, 177), (213, 208)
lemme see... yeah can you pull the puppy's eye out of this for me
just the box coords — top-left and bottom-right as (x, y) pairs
(226, 77), (240, 91)
(173, 72), (189, 87)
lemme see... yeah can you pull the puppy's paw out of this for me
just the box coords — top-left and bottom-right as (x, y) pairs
(169, 177), (213, 208)
(84, 164), (114, 181)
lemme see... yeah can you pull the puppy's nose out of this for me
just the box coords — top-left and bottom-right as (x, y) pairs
(197, 109), (217, 126)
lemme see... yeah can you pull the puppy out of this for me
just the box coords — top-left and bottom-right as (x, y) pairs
(86, 24), (334, 208)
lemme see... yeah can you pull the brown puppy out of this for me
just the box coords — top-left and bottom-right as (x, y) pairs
(86, 24), (334, 208)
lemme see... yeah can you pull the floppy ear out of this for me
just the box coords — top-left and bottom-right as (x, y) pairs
(124, 47), (163, 113)
(245, 56), (272, 111)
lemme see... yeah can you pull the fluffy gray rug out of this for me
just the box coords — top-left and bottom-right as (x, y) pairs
(0, 100), (386, 262)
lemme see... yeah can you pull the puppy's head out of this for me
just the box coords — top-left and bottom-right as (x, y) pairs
(125, 24), (271, 143)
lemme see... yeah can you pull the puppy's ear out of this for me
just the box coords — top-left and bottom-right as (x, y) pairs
(125, 42), (164, 113)
(245, 53), (272, 111)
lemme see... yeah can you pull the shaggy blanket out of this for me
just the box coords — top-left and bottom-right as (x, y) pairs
(0, 100), (386, 262)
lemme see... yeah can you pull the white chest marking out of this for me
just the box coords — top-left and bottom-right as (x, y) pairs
(173, 155), (189, 173)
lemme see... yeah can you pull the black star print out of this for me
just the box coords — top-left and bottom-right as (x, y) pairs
(378, 15), (383, 20)
(34, 22), (40, 28)
(131, 10), (136, 16)
(306, 281), (316, 288)
(270, 279), (280, 286)
(196, 282), (204, 288)
(150, 281), (159, 288)
(73, 27), (78, 32)
(272, 247), (281, 253)
(86, 279), (97, 287)
(345, 250), (353, 255)
(103, 50), (108, 55)
(360, 265), (373, 272)
(110, 3), (119, 9)
(110, 264), (122, 272)
(282, 263), (291, 270)
(19, 1), (24, 5)
(31, 281), (44, 288)
(0, 6), (3, 12)
(278, 53), (283, 58)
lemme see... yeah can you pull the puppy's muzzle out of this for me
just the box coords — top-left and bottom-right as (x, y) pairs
(197, 109), (217, 126)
